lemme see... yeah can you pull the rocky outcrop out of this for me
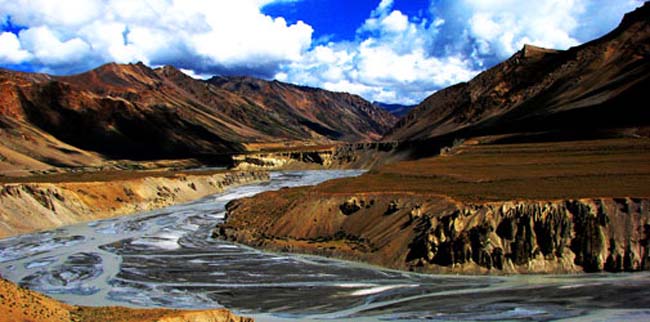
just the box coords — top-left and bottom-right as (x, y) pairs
(232, 142), (402, 170)
(0, 170), (268, 238)
(217, 191), (650, 274)
(408, 198), (650, 273)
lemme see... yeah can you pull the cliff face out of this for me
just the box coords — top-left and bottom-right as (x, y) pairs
(385, 3), (650, 142)
(219, 192), (650, 274)
(0, 170), (268, 238)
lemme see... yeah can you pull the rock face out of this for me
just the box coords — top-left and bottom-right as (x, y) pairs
(408, 199), (650, 273)
(0, 170), (268, 238)
(0, 62), (395, 173)
(385, 3), (650, 143)
(219, 192), (650, 274)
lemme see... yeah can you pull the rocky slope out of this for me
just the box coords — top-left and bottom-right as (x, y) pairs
(0, 62), (395, 174)
(232, 142), (403, 170)
(209, 76), (396, 142)
(0, 170), (268, 238)
(0, 277), (253, 322)
(385, 2), (650, 143)
(217, 138), (650, 274)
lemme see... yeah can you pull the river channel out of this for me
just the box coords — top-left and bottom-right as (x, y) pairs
(1, 170), (649, 321)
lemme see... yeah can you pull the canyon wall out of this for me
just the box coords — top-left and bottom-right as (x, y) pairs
(218, 192), (650, 274)
(0, 170), (268, 238)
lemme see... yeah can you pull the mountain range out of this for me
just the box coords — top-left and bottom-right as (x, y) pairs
(1, 3), (649, 176)
(0, 63), (395, 174)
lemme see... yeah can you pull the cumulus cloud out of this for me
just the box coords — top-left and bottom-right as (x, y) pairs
(278, 0), (479, 104)
(463, 0), (584, 59)
(0, 0), (313, 76)
(0, 32), (31, 64)
(0, 0), (644, 104)
(437, 0), (644, 68)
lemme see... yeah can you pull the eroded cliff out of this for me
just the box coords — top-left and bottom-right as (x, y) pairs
(219, 192), (650, 274)
(216, 138), (650, 274)
(0, 170), (268, 238)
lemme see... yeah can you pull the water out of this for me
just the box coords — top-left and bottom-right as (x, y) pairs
(1, 170), (650, 321)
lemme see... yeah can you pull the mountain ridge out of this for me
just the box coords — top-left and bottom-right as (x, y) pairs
(0, 62), (396, 174)
(385, 2), (650, 143)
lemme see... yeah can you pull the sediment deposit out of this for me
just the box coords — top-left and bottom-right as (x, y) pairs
(0, 170), (268, 238)
(0, 277), (253, 322)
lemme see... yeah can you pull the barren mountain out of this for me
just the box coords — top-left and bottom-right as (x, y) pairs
(209, 76), (396, 142)
(0, 63), (395, 174)
(385, 2), (650, 143)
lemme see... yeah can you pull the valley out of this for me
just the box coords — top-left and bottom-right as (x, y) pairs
(0, 2), (649, 321)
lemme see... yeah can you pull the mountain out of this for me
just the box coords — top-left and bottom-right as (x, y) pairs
(209, 76), (396, 142)
(373, 102), (416, 118)
(0, 63), (395, 173)
(385, 2), (650, 143)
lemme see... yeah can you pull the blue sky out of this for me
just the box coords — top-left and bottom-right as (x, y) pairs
(0, 0), (643, 104)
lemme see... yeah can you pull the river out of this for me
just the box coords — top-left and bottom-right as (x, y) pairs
(1, 170), (649, 321)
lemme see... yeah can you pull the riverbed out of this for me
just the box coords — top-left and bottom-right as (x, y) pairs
(1, 170), (649, 321)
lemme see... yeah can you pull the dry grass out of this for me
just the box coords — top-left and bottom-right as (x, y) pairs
(316, 138), (650, 202)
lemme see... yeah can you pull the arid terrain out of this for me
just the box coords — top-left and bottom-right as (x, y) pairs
(0, 61), (395, 176)
(0, 2), (649, 321)
(220, 137), (650, 274)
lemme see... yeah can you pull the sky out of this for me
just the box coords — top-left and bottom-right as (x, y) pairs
(0, 0), (644, 104)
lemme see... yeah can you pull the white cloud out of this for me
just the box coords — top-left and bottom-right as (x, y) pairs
(381, 10), (409, 33)
(0, 32), (31, 64)
(0, 0), (644, 105)
(278, 0), (479, 104)
(19, 26), (91, 65)
(463, 0), (585, 58)
(0, 0), (314, 76)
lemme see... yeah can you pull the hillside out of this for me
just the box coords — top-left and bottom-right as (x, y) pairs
(0, 63), (395, 176)
(385, 2), (650, 143)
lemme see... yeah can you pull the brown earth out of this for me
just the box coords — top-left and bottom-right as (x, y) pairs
(218, 137), (650, 274)
(0, 277), (252, 322)
(0, 170), (268, 238)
